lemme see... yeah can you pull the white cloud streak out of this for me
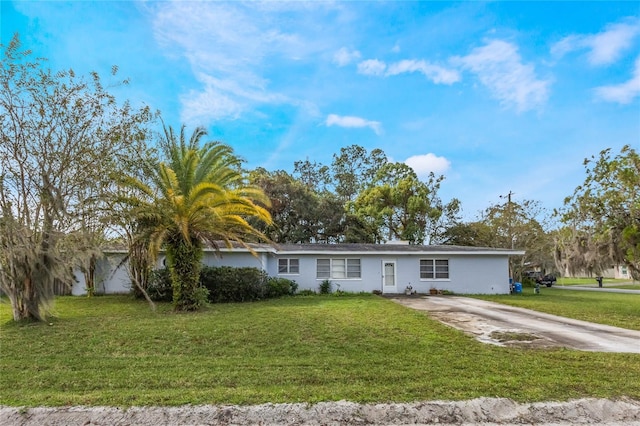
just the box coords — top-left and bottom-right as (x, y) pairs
(357, 58), (460, 84)
(551, 19), (640, 66)
(357, 59), (387, 76)
(453, 40), (550, 112)
(149, 2), (337, 124)
(386, 59), (460, 84)
(405, 153), (451, 178)
(594, 56), (640, 104)
(325, 114), (382, 135)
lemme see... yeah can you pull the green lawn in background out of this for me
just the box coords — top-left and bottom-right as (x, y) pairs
(608, 284), (640, 290)
(473, 288), (640, 331)
(555, 277), (635, 287)
(1, 294), (639, 407)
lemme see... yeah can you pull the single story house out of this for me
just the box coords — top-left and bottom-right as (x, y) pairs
(72, 242), (525, 296)
(562, 264), (632, 280)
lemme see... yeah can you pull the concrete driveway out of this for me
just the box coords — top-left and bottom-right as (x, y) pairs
(391, 296), (640, 353)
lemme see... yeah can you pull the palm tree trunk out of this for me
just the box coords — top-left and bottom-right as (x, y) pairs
(166, 239), (205, 311)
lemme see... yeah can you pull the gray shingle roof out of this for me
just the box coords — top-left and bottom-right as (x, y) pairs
(104, 241), (524, 256)
(271, 243), (523, 256)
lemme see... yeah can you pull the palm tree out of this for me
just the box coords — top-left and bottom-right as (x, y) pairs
(121, 124), (271, 311)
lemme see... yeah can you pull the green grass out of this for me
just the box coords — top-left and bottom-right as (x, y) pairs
(555, 277), (632, 286)
(608, 284), (640, 290)
(474, 288), (640, 330)
(1, 294), (640, 407)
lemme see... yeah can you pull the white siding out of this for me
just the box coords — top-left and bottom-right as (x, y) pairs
(202, 251), (266, 270)
(275, 253), (510, 294)
(72, 254), (130, 295)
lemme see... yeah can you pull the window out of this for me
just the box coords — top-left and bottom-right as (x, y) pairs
(347, 259), (361, 278)
(278, 258), (299, 274)
(420, 259), (449, 279)
(317, 259), (331, 278)
(316, 258), (361, 279)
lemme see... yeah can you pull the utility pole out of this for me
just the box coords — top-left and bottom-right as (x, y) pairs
(500, 191), (516, 281)
(499, 191), (515, 249)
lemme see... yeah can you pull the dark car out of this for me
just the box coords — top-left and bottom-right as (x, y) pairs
(523, 271), (543, 280)
(536, 274), (556, 287)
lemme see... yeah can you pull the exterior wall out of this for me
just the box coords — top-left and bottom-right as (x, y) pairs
(72, 254), (130, 296)
(72, 249), (513, 296)
(273, 253), (511, 295)
(202, 251), (267, 270)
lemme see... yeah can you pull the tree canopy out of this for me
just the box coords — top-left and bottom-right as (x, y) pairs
(558, 145), (639, 279)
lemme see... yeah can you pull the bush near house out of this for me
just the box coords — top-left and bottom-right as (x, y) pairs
(266, 277), (299, 298)
(202, 266), (268, 303)
(136, 266), (297, 303)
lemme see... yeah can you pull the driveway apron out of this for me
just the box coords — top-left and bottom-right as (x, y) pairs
(391, 296), (640, 353)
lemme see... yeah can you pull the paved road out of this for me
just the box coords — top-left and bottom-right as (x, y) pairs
(392, 296), (640, 353)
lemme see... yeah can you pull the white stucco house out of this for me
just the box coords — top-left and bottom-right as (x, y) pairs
(72, 242), (524, 296)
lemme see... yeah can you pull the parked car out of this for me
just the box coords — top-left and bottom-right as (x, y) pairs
(536, 274), (556, 287)
(523, 271), (543, 280)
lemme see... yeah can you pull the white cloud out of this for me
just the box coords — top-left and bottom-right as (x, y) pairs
(594, 56), (640, 104)
(333, 47), (361, 66)
(357, 59), (387, 76)
(325, 114), (382, 135)
(358, 58), (460, 84)
(179, 73), (288, 124)
(405, 153), (451, 179)
(551, 19), (640, 66)
(386, 59), (460, 84)
(149, 2), (338, 123)
(453, 40), (550, 112)
(180, 86), (242, 125)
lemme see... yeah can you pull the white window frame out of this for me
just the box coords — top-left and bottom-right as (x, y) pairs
(316, 258), (361, 280)
(420, 259), (450, 280)
(278, 258), (299, 275)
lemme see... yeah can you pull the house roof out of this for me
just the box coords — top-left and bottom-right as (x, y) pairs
(103, 241), (525, 256)
(271, 243), (524, 256)
(201, 242), (524, 256)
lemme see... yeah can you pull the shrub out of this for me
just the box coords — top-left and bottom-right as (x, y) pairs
(266, 277), (298, 298)
(319, 279), (332, 294)
(296, 289), (316, 296)
(201, 266), (268, 303)
(145, 268), (173, 302)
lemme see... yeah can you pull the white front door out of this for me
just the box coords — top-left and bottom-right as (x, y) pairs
(382, 260), (397, 293)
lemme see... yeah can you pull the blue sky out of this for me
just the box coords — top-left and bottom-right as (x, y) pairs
(2, 1), (639, 221)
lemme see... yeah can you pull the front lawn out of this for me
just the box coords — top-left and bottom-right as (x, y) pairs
(473, 288), (640, 330)
(1, 294), (639, 407)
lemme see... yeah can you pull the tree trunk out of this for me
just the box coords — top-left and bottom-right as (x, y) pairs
(84, 254), (96, 297)
(166, 239), (205, 311)
(11, 275), (41, 322)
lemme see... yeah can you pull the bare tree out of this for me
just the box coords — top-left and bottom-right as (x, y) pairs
(0, 34), (151, 321)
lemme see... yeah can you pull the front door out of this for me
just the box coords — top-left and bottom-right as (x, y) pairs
(382, 260), (397, 293)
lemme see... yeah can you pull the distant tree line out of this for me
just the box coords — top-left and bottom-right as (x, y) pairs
(249, 144), (461, 245)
